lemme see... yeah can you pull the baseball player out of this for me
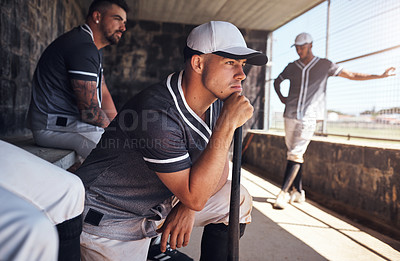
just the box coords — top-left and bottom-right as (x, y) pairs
(28, 0), (128, 159)
(76, 21), (268, 261)
(273, 32), (396, 209)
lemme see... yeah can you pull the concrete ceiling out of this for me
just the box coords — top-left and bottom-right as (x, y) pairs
(129, 0), (325, 31)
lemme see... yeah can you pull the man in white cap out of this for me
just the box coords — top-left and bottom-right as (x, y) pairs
(76, 21), (267, 261)
(273, 32), (396, 209)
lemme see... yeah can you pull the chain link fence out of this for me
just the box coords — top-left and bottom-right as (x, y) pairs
(266, 0), (400, 142)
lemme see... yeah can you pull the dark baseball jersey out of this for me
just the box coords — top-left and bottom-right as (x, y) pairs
(29, 24), (103, 132)
(76, 71), (223, 240)
(278, 57), (342, 120)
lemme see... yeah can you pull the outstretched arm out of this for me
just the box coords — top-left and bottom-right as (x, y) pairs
(338, 67), (396, 81)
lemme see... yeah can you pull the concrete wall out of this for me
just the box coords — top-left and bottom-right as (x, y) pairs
(0, 0), (269, 138)
(101, 20), (190, 109)
(242, 131), (400, 239)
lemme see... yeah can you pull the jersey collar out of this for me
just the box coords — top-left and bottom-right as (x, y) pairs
(166, 71), (213, 144)
(80, 24), (94, 42)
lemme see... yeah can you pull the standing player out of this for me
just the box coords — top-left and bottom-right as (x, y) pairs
(28, 0), (128, 158)
(273, 32), (396, 209)
(76, 21), (268, 260)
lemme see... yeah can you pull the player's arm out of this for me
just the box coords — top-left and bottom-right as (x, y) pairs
(274, 77), (287, 104)
(338, 67), (396, 81)
(156, 93), (251, 252)
(156, 159), (228, 252)
(215, 156), (230, 194)
(156, 92), (252, 212)
(71, 79), (110, 128)
(100, 75), (117, 121)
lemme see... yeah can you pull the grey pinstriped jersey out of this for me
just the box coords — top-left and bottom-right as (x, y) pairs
(278, 57), (342, 120)
(76, 71), (223, 241)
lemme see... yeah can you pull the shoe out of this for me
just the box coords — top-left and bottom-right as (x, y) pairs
(273, 191), (290, 209)
(290, 190), (305, 204)
(147, 243), (194, 261)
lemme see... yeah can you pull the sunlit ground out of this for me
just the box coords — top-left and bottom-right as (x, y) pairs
(179, 166), (400, 261)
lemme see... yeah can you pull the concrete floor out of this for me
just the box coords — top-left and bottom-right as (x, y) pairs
(178, 166), (400, 261)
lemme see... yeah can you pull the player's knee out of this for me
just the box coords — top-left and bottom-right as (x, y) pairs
(240, 185), (252, 204)
(239, 185), (253, 220)
(64, 175), (85, 214)
(33, 213), (59, 245)
(287, 153), (304, 163)
(70, 175), (85, 204)
(24, 211), (59, 259)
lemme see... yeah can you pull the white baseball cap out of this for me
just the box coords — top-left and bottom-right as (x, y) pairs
(292, 32), (313, 47)
(185, 21), (268, 66)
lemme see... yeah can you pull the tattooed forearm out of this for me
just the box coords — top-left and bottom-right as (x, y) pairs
(71, 79), (110, 128)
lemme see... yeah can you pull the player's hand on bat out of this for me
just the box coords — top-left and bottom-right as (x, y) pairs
(220, 92), (254, 129)
(157, 202), (196, 252)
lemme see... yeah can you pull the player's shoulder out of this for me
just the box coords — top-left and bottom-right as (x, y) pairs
(122, 80), (173, 113)
(57, 26), (97, 54)
(317, 57), (335, 65)
(286, 60), (301, 69)
(142, 81), (171, 103)
(317, 58), (340, 71)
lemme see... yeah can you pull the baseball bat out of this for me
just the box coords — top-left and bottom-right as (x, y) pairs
(227, 126), (242, 261)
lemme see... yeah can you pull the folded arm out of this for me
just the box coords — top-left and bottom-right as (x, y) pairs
(71, 79), (110, 128)
(156, 93), (252, 212)
(100, 75), (117, 121)
(155, 92), (253, 252)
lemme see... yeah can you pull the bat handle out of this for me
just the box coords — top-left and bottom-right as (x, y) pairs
(227, 126), (242, 261)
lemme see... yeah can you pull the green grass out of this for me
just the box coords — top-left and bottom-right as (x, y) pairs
(269, 121), (400, 146)
(326, 123), (400, 141)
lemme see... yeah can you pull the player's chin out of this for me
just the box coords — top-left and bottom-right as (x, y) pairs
(114, 36), (121, 44)
(108, 35), (121, 45)
(221, 90), (242, 101)
(231, 87), (243, 94)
